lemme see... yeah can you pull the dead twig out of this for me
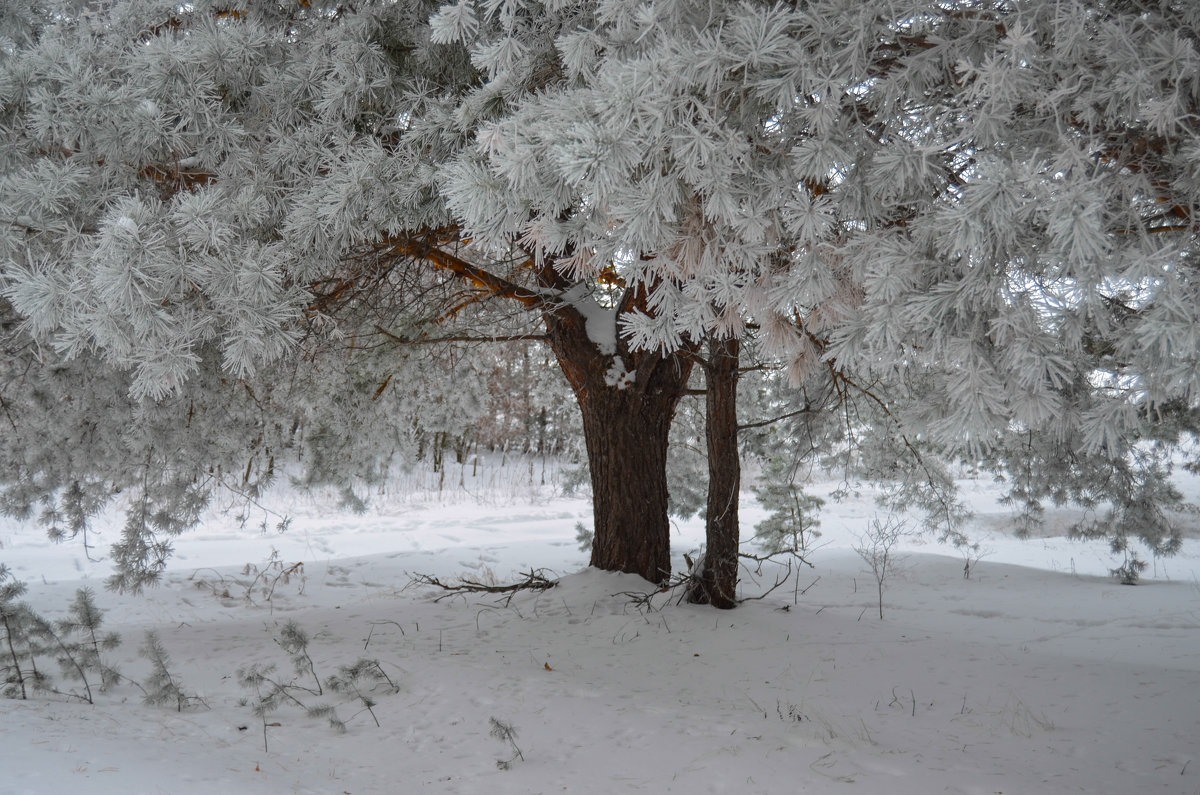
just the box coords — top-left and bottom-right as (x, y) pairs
(613, 569), (698, 612)
(738, 558), (795, 603)
(739, 548), (814, 572)
(410, 569), (557, 606)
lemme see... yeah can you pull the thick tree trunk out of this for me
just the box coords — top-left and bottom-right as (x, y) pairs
(577, 380), (677, 583)
(392, 237), (697, 585)
(541, 305), (694, 585)
(687, 336), (740, 608)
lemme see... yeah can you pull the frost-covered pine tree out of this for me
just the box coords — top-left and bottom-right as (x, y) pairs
(2, 0), (1198, 593)
(435, 0), (1199, 575)
(0, 0), (700, 586)
(0, 0), (564, 588)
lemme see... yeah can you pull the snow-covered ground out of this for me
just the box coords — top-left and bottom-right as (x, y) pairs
(1, 462), (1198, 795)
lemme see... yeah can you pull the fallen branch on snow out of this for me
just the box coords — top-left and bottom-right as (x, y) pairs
(409, 569), (557, 606)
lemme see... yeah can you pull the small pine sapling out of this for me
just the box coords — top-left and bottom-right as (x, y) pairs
(238, 663), (290, 752)
(237, 662), (343, 751)
(140, 631), (205, 711)
(1111, 551), (1148, 585)
(1, 577), (128, 703)
(574, 522), (593, 553)
(305, 703), (346, 734)
(238, 622), (355, 750)
(53, 588), (123, 697)
(489, 716), (524, 770)
(30, 613), (95, 704)
(753, 457), (825, 555)
(275, 620), (322, 695)
(326, 658), (400, 728)
(0, 567), (49, 699)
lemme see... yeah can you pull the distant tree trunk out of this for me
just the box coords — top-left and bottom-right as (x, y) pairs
(687, 335), (740, 608)
(541, 305), (694, 585)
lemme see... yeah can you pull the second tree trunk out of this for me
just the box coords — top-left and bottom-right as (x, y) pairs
(687, 336), (740, 608)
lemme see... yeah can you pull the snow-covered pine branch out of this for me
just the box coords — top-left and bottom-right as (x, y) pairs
(442, 0), (1200, 555)
(1, 0), (1197, 585)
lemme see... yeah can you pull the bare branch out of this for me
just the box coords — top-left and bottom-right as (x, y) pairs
(409, 569), (558, 606)
(372, 326), (548, 346)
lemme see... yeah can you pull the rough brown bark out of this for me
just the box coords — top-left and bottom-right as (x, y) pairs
(687, 335), (741, 608)
(577, 380), (678, 583)
(541, 301), (694, 585)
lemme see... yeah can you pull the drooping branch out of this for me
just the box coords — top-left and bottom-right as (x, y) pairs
(737, 403), (822, 432)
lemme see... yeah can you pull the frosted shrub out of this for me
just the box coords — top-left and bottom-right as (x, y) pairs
(855, 516), (909, 620)
(1, 569), (124, 703)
